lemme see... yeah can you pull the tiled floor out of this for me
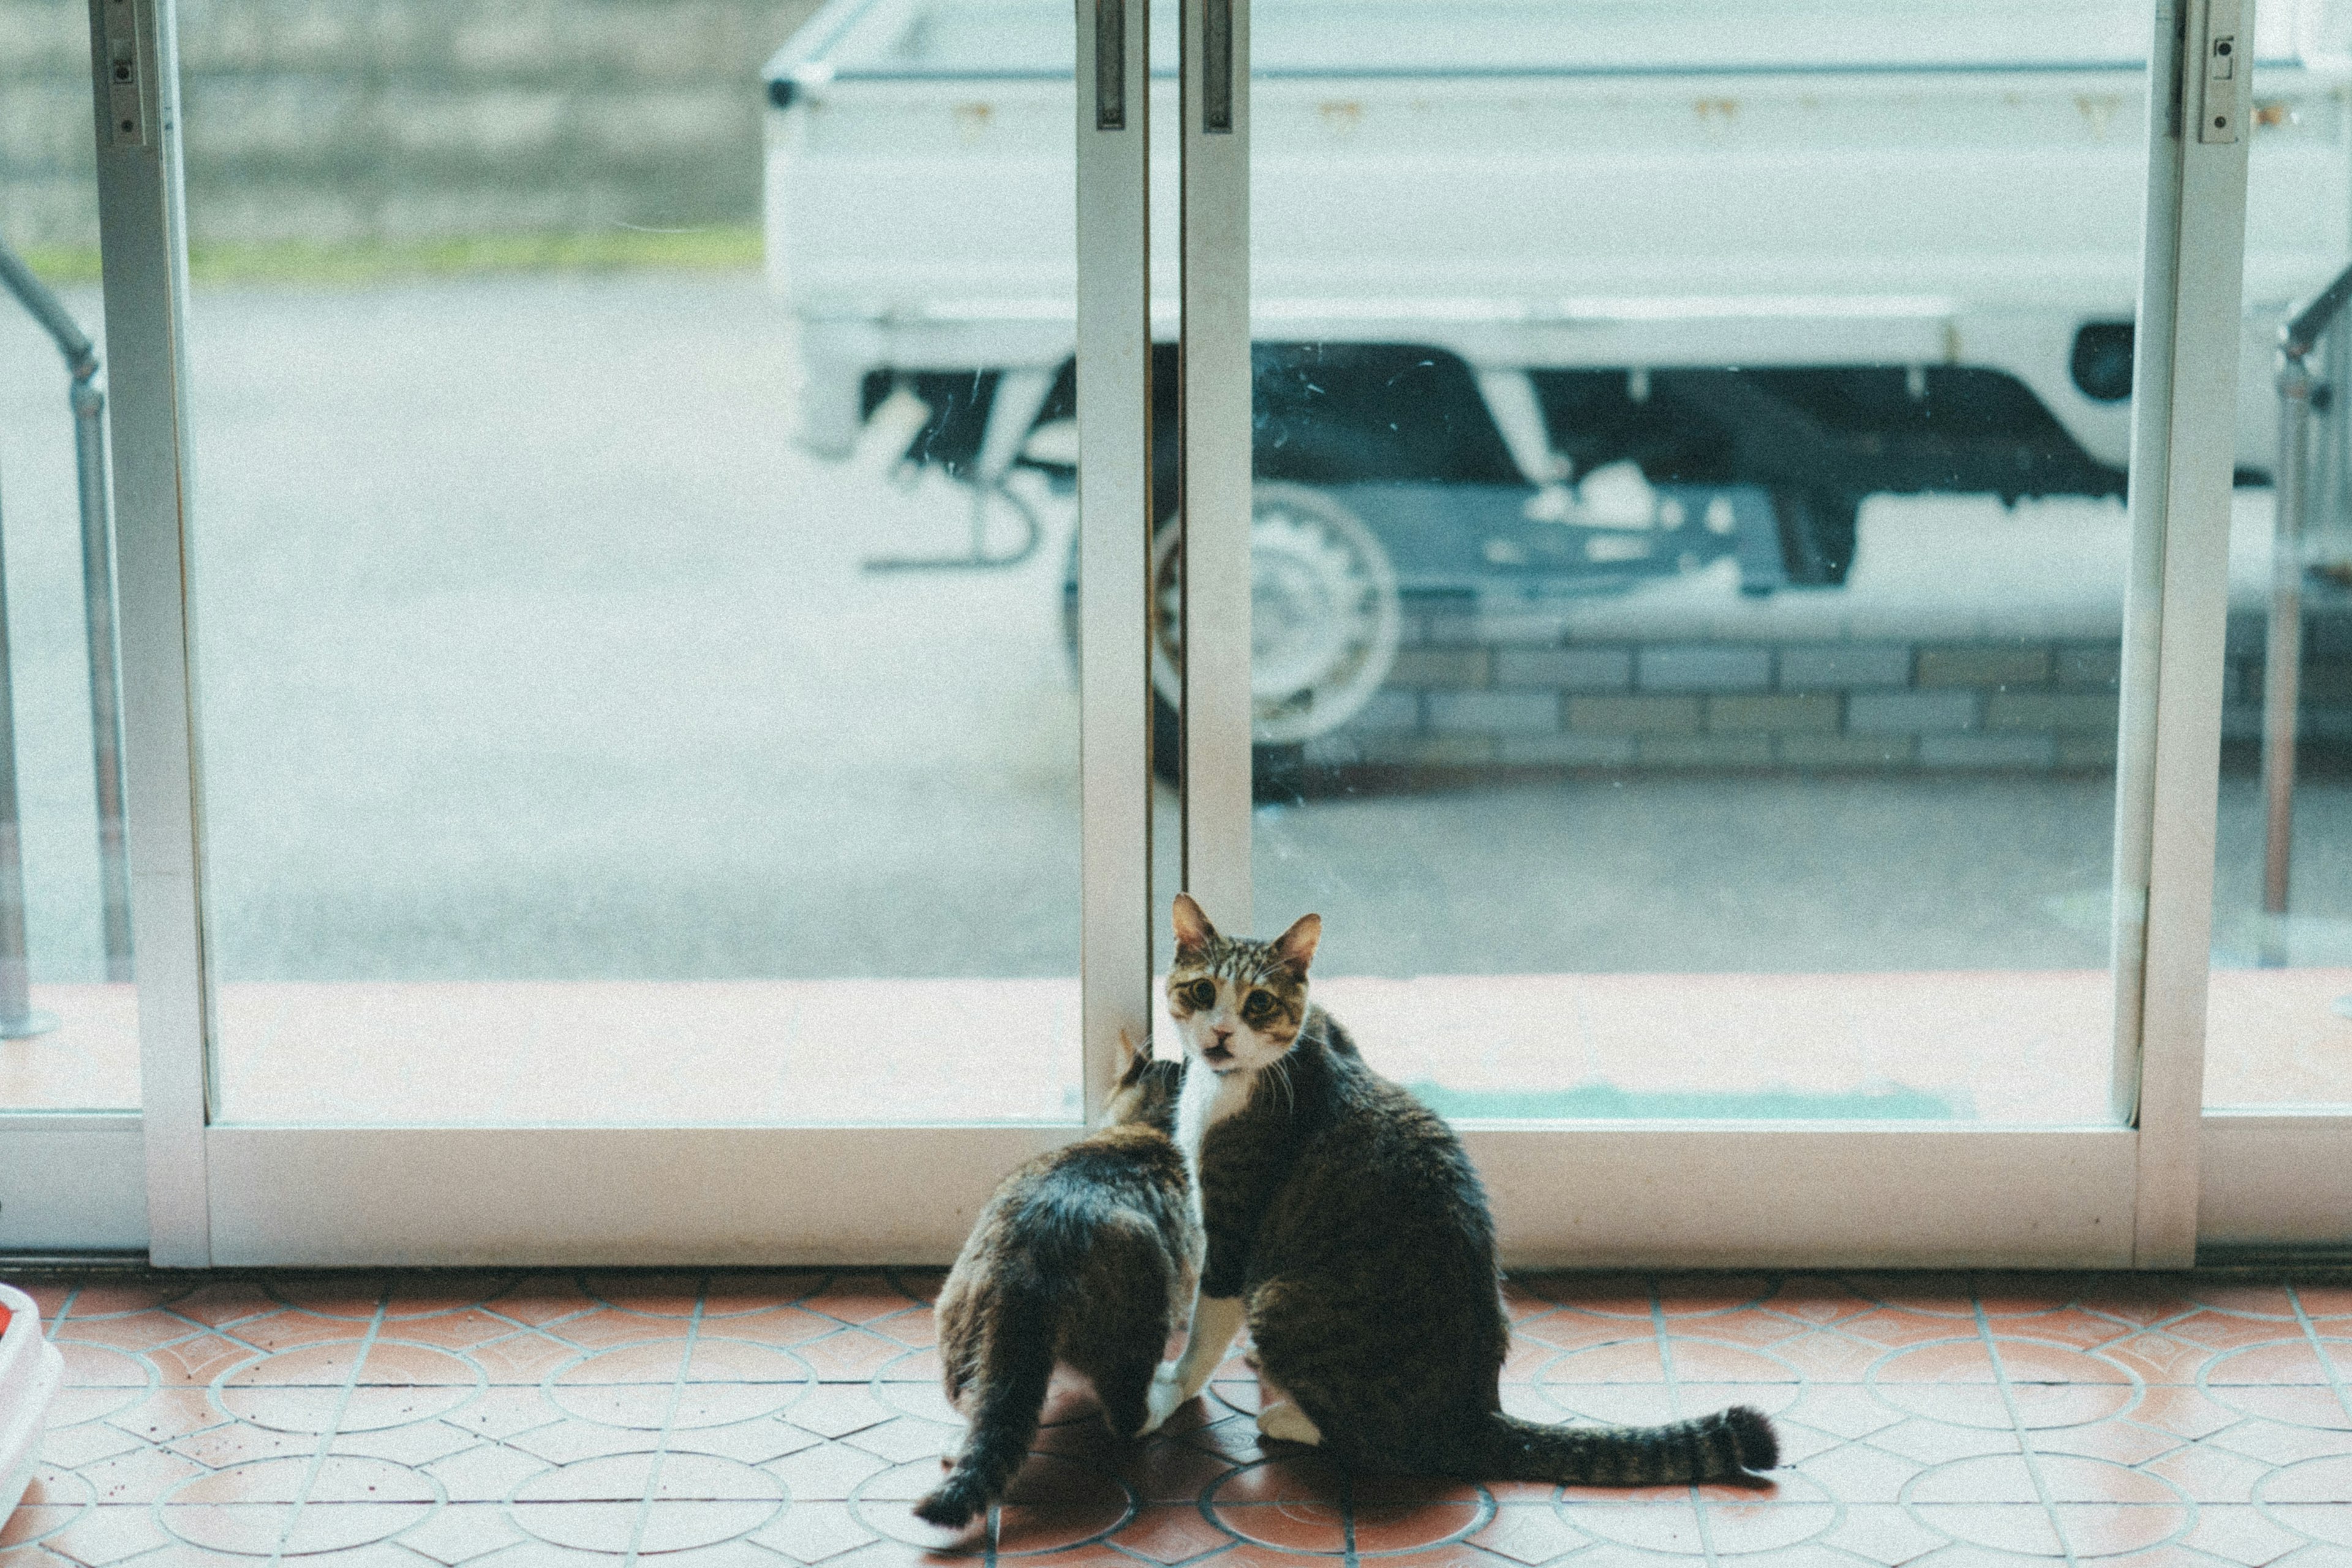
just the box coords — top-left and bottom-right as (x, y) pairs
(11, 1269), (2352, 1567)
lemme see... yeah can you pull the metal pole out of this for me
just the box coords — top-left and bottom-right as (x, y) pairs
(74, 379), (133, 981)
(0, 238), (135, 982)
(0, 478), (58, 1039)
(2261, 351), (2309, 928)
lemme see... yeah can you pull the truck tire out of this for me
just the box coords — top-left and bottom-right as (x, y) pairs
(1773, 485), (1861, 586)
(1061, 484), (1403, 793)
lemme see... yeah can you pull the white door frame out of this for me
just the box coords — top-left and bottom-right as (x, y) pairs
(45, 0), (2301, 1269)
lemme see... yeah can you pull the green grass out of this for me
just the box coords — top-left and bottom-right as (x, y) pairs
(18, 225), (763, 287)
(1409, 1079), (1965, 1122)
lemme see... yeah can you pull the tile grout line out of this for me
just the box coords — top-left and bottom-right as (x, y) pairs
(2285, 1285), (2352, 1428)
(1972, 1293), (2078, 1568)
(1340, 1459), (1357, 1568)
(267, 1283), (392, 1568)
(1649, 1276), (1717, 1568)
(621, 1277), (709, 1568)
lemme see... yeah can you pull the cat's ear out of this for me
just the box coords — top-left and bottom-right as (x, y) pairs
(1117, 1027), (1153, 1085)
(1172, 892), (1218, 954)
(1272, 912), (1322, 974)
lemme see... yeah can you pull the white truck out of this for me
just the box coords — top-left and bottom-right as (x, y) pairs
(763, 0), (2352, 748)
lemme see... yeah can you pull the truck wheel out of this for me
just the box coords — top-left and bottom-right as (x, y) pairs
(1773, 486), (1861, 586)
(1061, 485), (1402, 791)
(1152, 482), (1403, 748)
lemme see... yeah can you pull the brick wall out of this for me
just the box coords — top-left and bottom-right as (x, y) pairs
(0, 0), (821, 250)
(1306, 598), (2352, 775)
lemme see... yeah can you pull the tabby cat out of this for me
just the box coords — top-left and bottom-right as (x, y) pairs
(1139, 894), (1777, 1485)
(918, 1035), (1200, 1528)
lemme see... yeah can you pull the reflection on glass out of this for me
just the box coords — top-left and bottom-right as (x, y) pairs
(2207, 48), (2352, 1108)
(184, 0), (1081, 1125)
(0, 50), (137, 1110)
(1218, 0), (2301, 1125)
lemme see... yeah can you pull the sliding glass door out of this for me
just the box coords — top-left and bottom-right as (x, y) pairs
(67, 0), (2334, 1265)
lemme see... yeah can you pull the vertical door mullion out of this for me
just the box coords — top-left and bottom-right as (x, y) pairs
(88, 0), (211, 1263)
(2120, 0), (2252, 1266)
(1179, 0), (1252, 931)
(1077, 0), (1153, 1118)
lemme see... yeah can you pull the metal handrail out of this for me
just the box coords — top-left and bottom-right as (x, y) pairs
(0, 238), (135, 1011)
(2261, 260), (2352, 937)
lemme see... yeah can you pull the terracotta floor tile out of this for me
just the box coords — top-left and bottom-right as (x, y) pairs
(1350, 1501), (1487, 1553)
(1207, 1501), (1348, 1553)
(2128, 1384), (2247, 1439)
(478, 1276), (603, 1328)
(771, 1440), (894, 1501)
(797, 1329), (911, 1382)
(26, 1266), (2352, 1568)
(791, 1384), (900, 1440)
(873, 1347), (944, 1384)
(804, 1278), (930, 1325)
(43, 1503), (174, 1566)
(0, 1507), (87, 1557)
(1550, 1498), (1708, 1556)
(1531, 1341), (1670, 1385)
(464, 1328), (581, 1384)
(1659, 1339), (1803, 1385)
(34, 1422), (143, 1472)
(396, 1501), (530, 1566)
(750, 1497), (878, 1563)
(2178, 1501), (2313, 1564)
(54, 1284), (183, 1319)
(2026, 1417), (2180, 1466)
(1469, 1502), (1585, 1565)
(164, 1421), (317, 1469)
(576, 1270), (709, 1314)
(711, 1305), (842, 1348)
(1512, 1314), (1643, 1354)
(97, 1388), (219, 1446)
(826, 1539), (980, 1568)
(440, 1384), (562, 1440)
(1904, 1501), (2067, 1556)
(994, 1498), (1133, 1555)
(421, 1436), (557, 1501)
(1817, 1502), (1950, 1565)
(219, 1308), (368, 1354)
(154, 1283), (279, 1331)
(1110, 1504), (1234, 1564)
(1755, 1278), (1878, 1326)
(673, 1415), (829, 1466)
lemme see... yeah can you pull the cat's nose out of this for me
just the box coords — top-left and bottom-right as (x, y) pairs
(1212, 1026), (1233, 1045)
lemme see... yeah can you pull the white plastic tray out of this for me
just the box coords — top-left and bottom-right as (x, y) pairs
(0, 1283), (62, 1526)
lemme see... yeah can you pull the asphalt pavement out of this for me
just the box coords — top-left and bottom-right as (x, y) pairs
(1, 272), (2343, 990)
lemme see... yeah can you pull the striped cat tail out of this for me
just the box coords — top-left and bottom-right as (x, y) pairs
(1471, 1404), (1777, 1485)
(915, 1269), (1060, 1529)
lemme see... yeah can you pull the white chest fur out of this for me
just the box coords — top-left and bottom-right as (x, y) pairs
(1175, 1060), (1253, 1164)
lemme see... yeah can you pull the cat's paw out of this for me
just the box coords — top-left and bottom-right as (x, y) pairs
(1256, 1400), (1322, 1447)
(1137, 1364), (1188, 1434)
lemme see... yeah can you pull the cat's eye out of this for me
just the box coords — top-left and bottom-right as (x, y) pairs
(1184, 979), (1218, 1009)
(1242, 990), (1274, 1017)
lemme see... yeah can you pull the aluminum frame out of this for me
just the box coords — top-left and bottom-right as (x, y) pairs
(1178, 0), (1254, 932)
(1077, 0), (1155, 1118)
(87, 0), (211, 1267)
(57, 0), (2311, 1267)
(2119, 0), (2254, 1267)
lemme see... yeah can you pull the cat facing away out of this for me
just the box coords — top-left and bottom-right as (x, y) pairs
(917, 1036), (1200, 1529)
(1139, 894), (1777, 1486)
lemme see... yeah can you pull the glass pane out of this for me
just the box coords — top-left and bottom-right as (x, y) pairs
(0, 13), (138, 1114)
(1238, 0), (2172, 1124)
(183, 0), (1081, 1125)
(2205, 29), (2352, 1110)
